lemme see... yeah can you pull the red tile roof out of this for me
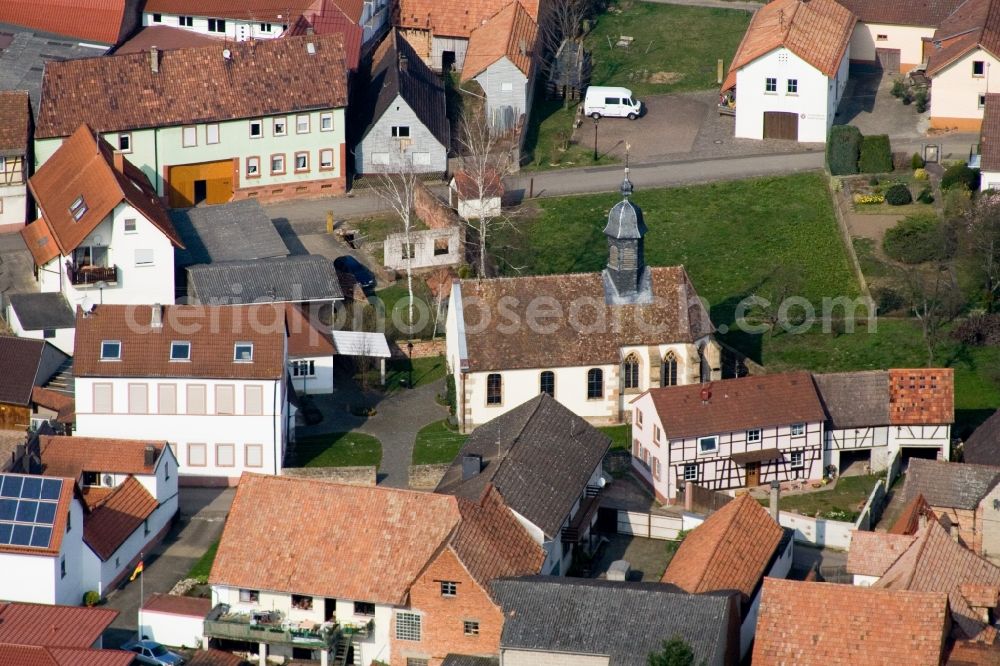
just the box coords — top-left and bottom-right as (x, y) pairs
(210, 474), (541, 605)
(397, 0), (540, 38)
(142, 0), (315, 22)
(846, 530), (917, 577)
(23, 125), (182, 265)
(835, 0), (964, 27)
(36, 35), (348, 139)
(926, 0), (1000, 76)
(142, 593), (211, 618)
(30, 388), (75, 424)
(648, 372), (826, 440)
(40, 436), (164, 478)
(0, 645), (132, 666)
(461, 1), (538, 81)
(73, 304), (287, 380)
(752, 578), (948, 665)
(949, 639), (1000, 665)
(0, 0), (131, 45)
(890, 493), (934, 535)
(889, 368), (955, 424)
(0, 474), (75, 557)
(451, 169), (504, 199)
(0, 91), (30, 156)
(83, 476), (158, 561)
(185, 649), (246, 666)
(0, 602), (118, 647)
(285, 304), (334, 358)
(113, 25), (222, 55)
(285, 0), (362, 71)
(722, 0), (856, 90)
(660, 493), (783, 599)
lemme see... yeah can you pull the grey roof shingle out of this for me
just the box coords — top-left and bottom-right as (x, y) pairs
(7, 292), (76, 330)
(963, 410), (1000, 466)
(492, 577), (734, 666)
(904, 458), (1000, 510)
(441, 656), (499, 666)
(187, 255), (344, 305)
(0, 335), (46, 405)
(812, 370), (891, 429)
(435, 394), (611, 538)
(171, 200), (289, 266)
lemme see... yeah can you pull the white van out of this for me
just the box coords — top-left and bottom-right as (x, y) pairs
(583, 86), (643, 119)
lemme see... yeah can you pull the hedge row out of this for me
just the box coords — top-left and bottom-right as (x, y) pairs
(826, 127), (893, 174)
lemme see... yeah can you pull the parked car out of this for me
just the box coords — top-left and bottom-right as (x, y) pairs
(583, 86), (643, 119)
(334, 255), (376, 290)
(121, 639), (185, 665)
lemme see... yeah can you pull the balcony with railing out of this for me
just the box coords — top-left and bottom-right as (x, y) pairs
(67, 262), (118, 287)
(203, 604), (373, 650)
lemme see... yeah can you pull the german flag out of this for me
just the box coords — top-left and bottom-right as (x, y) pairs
(129, 561), (144, 581)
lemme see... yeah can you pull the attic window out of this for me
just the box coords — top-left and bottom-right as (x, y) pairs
(170, 341), (191, 361)
(391, 125), (410, 138)
(234, 343), (253, 362)
(69, 196), (87, 221)
(101, 340), (121, 360)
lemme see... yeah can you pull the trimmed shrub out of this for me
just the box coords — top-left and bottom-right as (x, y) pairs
(885, 183), (912, 205)
(942, 162), (980, 191)
(914, 89), (928, 113)
(911, 152), (925, 169)
(83, 591), (100, 607)
(859, 134), (893, 173)
(917, 186), (934, 204)
(827, 125), (862, 175)
(944, 185), (973, 219)
(914, 168), (929, 181)
(891, 78), (906, 98)
(884, 213), (954, 264)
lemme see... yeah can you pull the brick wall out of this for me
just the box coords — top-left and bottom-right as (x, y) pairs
(392, 546), (504, 666)
(414, 180), (463, 232)
(408, 464), (450, 490)
(390, 340), (445, 359)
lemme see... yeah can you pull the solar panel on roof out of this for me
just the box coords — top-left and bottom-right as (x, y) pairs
(0, 500), (14, 521)
(0, 475), (63, 549)
(10, 524), (31, 546)
(35, 502), (56, 524)
(0, 476), (21, 498)
(40, 479), (61, 500)
(15, 500), (37, 523)
(30, 526), (52, 548)
(20, 477), (41, 499)
(0, 523), (10, 544)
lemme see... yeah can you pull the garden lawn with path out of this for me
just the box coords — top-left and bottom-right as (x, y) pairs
(412, 420), (469, 465)
(524, 2), (751, 169)
(373, 282), (440, 340)
(287, 432), (383, 468)
(758, 474), (883, 521)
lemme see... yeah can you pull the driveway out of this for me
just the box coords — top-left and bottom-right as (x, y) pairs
(835, 64), (924, 140)
(0, 231), (37, 302)
(103, 488), (235, 648)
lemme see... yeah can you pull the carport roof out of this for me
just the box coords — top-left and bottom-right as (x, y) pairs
(186, 255), (344, 305)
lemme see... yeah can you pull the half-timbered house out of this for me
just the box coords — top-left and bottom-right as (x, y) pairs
(0, 91), (31, 231)
(630, 373), (827, 503)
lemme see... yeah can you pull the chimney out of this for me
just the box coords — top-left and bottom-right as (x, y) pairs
(700, 386), (712, 404)
(953, 523), (962, 543)
(461, 453), (482, 480)
(519, 38), (527, 56)
(149, 46), (159, 73)
(918, 509), (928, 531)
(113, 151), (124, 173)
(150, 303), (163, 329)
(399, 54), (408, 72)
(144, 445), (156, 468)
(769, 480), (781, 522)
(684, 480), (694, 512)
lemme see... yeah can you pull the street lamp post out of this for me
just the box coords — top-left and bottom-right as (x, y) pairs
(592, 116), (600, 161)
(407, 342), (414, 389)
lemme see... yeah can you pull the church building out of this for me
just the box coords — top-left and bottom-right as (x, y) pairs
(445, 173), (722, 432)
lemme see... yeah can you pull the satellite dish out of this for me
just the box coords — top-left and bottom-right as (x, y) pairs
(598, 477), (608, 488)
(223, 48), (232, 60)
(102, 474), (113, 487)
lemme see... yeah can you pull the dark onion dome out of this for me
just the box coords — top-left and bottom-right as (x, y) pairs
(603, 171), (647, 240)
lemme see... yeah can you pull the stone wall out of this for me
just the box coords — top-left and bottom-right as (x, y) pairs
(390, 340), (446, 359)
(384, 226), (463, 270)
(281, 466), (376, 486)
(415, 180), (463, 232)
(408, 463), (451, 490)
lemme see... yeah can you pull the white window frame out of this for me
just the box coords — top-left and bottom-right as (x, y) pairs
(698, 435), (718, 454)
(791, 423), (806, 437)
(296, 114), (311, 134)
(246, 156), (260, 177)
(683, 463), (698, 481)
(746, 429), (762, 443)
(980, 93), (988, 109)
(234, 343), (254, 362)
(249, 120), (263, 139)
(786, 79), (798, 94)
(319, 112), (333, 131)
(182, 126), (197, 147)
(101, 340), (121, 360)
(391, 125), (410, 138)
(208, 18), (226, 33)
(206, 123), (220, 145)
(319, 149), (334, 169)
(765, 77), (777, 93)
(239, 588), (260, 603)
(395, 611), (422, 641)
(273, 117), (287, 136)
(118, 132), (132, 153)
(70, 196), (87, 221)
(170, 341), (191, 361)
(974, 60), (987, 77)
(123, 218), (137, 234)
(790, 450), (805, 469)
(134, 249), (154, 267)
(271, 154), (285, 174)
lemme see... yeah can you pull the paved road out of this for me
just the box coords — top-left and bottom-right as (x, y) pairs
(103, 488), (235, 648)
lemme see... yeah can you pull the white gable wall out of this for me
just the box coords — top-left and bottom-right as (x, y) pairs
(849, 23), (932, 70)
(355, 93), (448, 174)
(930, 48), (1000, 129)
(0, 497), (85, 605)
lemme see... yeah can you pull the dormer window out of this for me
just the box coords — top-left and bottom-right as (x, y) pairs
(70, 196), (87, 221)
(234, 343), (253, 362)
(170, 341), (191, 361)
(101, 340), (121, 360)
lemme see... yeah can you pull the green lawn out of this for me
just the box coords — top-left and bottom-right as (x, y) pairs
(373, 282), (439, 339)
(287, 432), (382, 468)
(524, 2), (751, 168)
(384, 355), (447, 392)
(600, 424), (632, 451)
(186, 539), (219, 583)
(412, 419), (469, 465)
(760, 474), (883, 521)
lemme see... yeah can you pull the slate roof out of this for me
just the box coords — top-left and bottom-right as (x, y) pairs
(36, 34), (348, 138)
(210, 474), (542, 605)
(847, 530), (918, 577)
(462, 1), (538, 81)
(22, 124), (182, 265)
(964, 409), (1000, 465)
(0, 90), (30, 156)
(904, 458), (1000, 510)
(926, 0), (1000, 76)
(0, 602), (118, 647)
(187, 255), (344, 305)
(492, 576), (734, 666)
(73, 304), (287, 380)
(876, 517), (1000, 640)
(7, 292), (76, 330)
(39, 436), (164, 478)
(661, 493), (784, 600)
(812, 370), (891, 428)
(455, 266), (714, 372)
(0, 0), (133, 45)
(722, 0), (856, 90)
(435, 393), (611, 538)
(360, 30), (449, 147)
(171, 199), (288, 267)
(113, 25), (222, 55)
(890, 368), (954, 425)
(647, 372), (826, 440)
(752, 578), (948, 665)
(835, 0), (965, 26)
(83, 476), (158, 561)
(441, 657), (499, 666)
(981, 94), (1000, 173)
(397, 0), (540, 38)
(0, 336), (52, 406)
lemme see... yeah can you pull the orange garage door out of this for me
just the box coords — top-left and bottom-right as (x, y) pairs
(167, 160), (235, 208)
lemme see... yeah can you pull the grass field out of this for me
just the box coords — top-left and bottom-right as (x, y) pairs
(759, 474), (883, 521)
(384, 355), (448, 392)
(373, 281), (440, 339)
(186, 540), (219, 583)
(600, 425), (632, 451)
(287, 432), (382, 468)
(412, 420), (469, 465)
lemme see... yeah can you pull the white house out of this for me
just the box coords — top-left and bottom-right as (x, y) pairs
(445, 175), (721, 433)
(38, 435), (179, 597)
(723, 0), (855, 142)
(286, 303), (336, 395)
(460, 1), (538, 132)
(630, 372), (827, 504)
(0, 472), (85, 606)
(0, 91), (30, 232)
(140, 0), (311, 40)
(836, 0), (951, 73)
(12, 125), (182, 355)
(72, 303), (292, 486)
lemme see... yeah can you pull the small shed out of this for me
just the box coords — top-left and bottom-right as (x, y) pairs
(140, 594), (211, 649)
(449, 170), (504, 221)
(331, 330), (393, 384)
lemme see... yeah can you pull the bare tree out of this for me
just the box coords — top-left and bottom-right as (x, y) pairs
(456, 107), (519, 277)
(903, 263), (963, 366)
(538, 0), (593, 55)
(372, 149), (418, 329)
(963, 193), (1000, 311)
